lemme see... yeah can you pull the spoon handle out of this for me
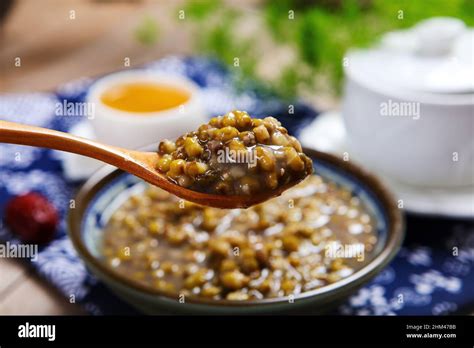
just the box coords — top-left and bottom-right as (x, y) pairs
(0, 120), (129, 165)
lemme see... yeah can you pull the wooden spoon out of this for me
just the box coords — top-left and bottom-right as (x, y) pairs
(0, 120), (297, 209)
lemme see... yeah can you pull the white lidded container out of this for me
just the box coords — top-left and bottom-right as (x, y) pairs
(342, 18), (474, 188)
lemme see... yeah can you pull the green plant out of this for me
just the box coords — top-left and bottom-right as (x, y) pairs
(169, 0), (474, 98)
(135, 15), (160, 45)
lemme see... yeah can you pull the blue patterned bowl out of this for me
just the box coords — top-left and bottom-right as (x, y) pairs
(68, 148), (404, 314)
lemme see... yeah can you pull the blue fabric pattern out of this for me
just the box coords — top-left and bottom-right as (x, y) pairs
(0, 56), (472, 315)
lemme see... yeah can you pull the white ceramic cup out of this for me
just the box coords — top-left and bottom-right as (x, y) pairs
(342, 19), (474, 189)
(342, 76), (474, 188)
(87, 70), (208, 149)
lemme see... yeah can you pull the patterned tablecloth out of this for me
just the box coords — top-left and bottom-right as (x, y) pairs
(0, 56), (473, 315)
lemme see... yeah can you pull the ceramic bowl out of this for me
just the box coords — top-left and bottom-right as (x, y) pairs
(68, 148), (405, 314)
(342, 72), (474, 188)
(87, 70), (207, 149)
(342, 44), (474, 188)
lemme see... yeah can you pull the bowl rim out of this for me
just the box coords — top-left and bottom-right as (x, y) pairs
(86, 69), (203, 120)
(68, 148), (405, 307)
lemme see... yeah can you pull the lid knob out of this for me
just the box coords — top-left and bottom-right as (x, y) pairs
(414, 17), (466, 56)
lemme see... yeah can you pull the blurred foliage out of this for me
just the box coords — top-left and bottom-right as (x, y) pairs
(178, 0), (474, 99)
(181, 0), (259, 91)
(135, 16), (160, 45)
(182, 0), (221, 19)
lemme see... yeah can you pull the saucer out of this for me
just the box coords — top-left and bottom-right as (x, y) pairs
(53, 121), (104, 182)
(299, 111), (474, 219)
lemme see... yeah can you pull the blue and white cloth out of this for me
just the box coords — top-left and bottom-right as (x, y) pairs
(0, 56), (473, 315)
